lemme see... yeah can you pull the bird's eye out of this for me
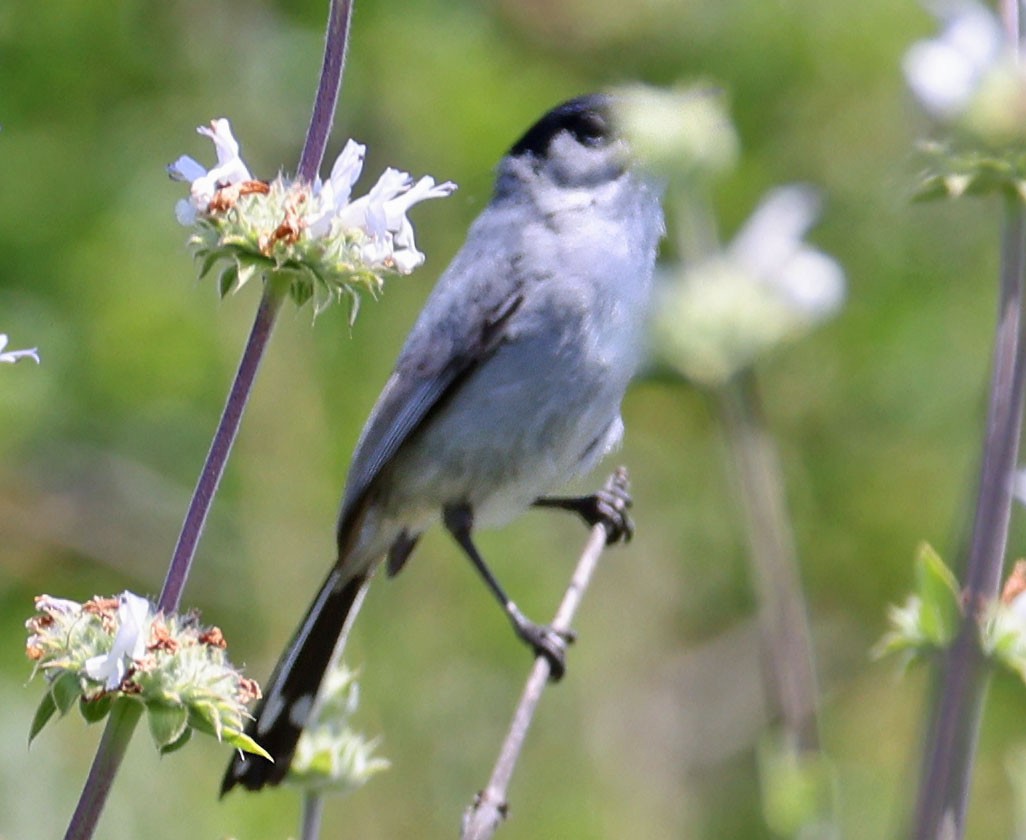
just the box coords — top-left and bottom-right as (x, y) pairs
(507, 95), (614, 159)
(567, 111), (611, 148)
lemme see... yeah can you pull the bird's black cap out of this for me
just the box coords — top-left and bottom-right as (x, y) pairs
(508, 94), (614, 158)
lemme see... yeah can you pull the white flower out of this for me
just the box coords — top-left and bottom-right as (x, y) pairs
(315, 156), (457, 274)
(729, 185), (846, 321)
(168, 119), (254, 225)
(904, 2), (1005, 119)
(902, 0), (1026, 142)
(654, 185), (845, 386)
(613, 82), (740, 181)
(84, 592), (153, 690)
(0, 333), (39, 364)
(169, 119), (457, 309)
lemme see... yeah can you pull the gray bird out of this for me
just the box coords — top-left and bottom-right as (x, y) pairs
(223, 93), (665, 793)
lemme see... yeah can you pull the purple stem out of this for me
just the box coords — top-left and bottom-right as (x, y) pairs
(296, 0), (353, 183)
(62, 2), (356, 835)
(157, 285), (284, 611)
(62, 703), (144, 840)
(914, 199), (1026, 839)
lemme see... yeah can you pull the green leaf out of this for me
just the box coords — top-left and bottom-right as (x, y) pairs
(915, 542), (961, 646)
(79, 693), (114, 724)
(51, 671), (82, 716)
(28, 691), (57, 744)
(146, 703), (189, 751)
(222, 728), (272, 760)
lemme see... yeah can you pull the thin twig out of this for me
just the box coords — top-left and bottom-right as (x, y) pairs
(460, 468), (628, 840)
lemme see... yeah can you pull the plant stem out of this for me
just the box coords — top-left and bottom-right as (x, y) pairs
(914, 198), (1026, 839)
(297, 0), (354, 184)
(300, 792), (326, 840)
(61, 2), (355, 834)
(158, 283), (285, 612)
(62, 701), (144, 840)
(61, 283), (286, 840)
(718, 369), (821, 753)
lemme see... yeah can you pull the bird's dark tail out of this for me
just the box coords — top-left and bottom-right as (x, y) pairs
(221, 566), (368, 794)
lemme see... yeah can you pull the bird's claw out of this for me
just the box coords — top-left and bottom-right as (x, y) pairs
(515, 618), (574, 681)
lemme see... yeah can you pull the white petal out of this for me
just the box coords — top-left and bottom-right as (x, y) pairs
(84, 653), (126, 690)
(903, 1), (1004, 117)
(199, 118), (241, 166)
(175, 198), (198, 226)
(0, 332), (40, 364)
(730, 185), (820, 278)
(85, 592), (152, 690)
(771, 249), (846, 322)
(365, 168), (413, 204)
(391, 245), (425, 274)
(904, 40), (980, 116)
(327, 139), (367, 204)
(945, 2), (1003, 67)
(167, 155), (207, 183)
(196, 118), (252, 187)
(335, 195), (370, 230)
(117, 592), (153, 660)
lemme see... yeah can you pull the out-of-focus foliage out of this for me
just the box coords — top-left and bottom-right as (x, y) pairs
(1, 0), (1022, 838)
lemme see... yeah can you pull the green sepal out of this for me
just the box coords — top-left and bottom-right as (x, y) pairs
(874, 542), (962, 663)
(758, 733), (838, 838)
(218, 264), (238, 298)
(289, 274), (314, 308)
(146, 702), (189, 751)
(158, 726), (192, 756)
(912, 141), (1026, 203)
(196, 249), (220, 281)
(79, 692), (114, 724)
(915, 542), (961, 647)
(28, 691), (57, 744)
(222, 728), (272, 761)
(187, 699), (223, 740)
(235, 262), (258, 291)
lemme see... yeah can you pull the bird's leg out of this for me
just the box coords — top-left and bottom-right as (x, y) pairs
(533, 466), (634, 544)
(443, 503), (571, 680)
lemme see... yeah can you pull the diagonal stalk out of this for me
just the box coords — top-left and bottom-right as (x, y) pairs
(718, 368), (821, 753)
(61, 1), (356, 836)
(914, 198), (1026, 839)
(159, 283), (286, 612)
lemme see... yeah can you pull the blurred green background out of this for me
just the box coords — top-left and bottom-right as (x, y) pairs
(1, 0), (1020, 837)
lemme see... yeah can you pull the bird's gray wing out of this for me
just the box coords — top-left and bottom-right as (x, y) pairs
(336, 274), (525, 544)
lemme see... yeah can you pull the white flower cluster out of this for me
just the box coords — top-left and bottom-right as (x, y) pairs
(287, 664), (389, 794)
(655, 186), (845, 386)
(168, 119), (455, 311)
(904, 1), (1026, 142)
(26, 592), (266, 757)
